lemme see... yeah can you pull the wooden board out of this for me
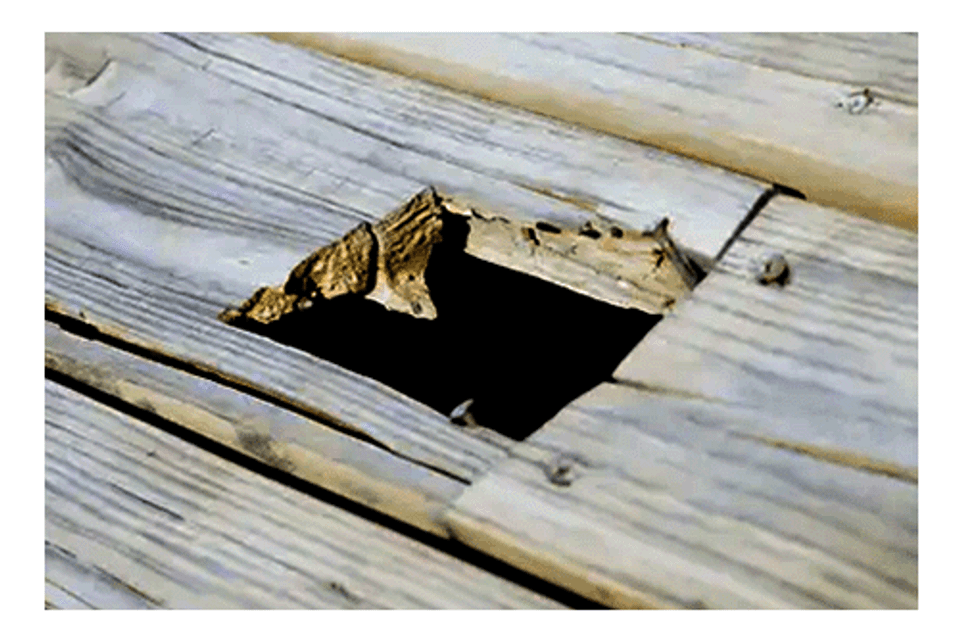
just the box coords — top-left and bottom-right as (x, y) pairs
(438, 196), (917, 609)
(269, 32), (918, 229)
(638, 33), (918, 105)
(443, 383), (917, 609)
(44, 98), (509, 484)
(45, 380), (565, 609)
(45, 32), (767, 261)
(614, 196), (918, 477)
(44, 32), (765, 484)
(44, 32), (916, 609)
(45, 321), (464, 536)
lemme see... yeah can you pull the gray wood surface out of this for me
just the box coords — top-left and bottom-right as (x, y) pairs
(440, 196), (917, 609)
(44, 32), (764, 484)
(44, 32), (916, 609)
(445, 382), (917, 609)
(45, 380), (565, 609)
(272, 32), (917, 229)
(45, 32), (767, 261)
(44, 96), (508, 484)
(44, 231), (504, 484)
(637, 33), (918, 105)
(45, 322), (464, 536)
(614, 196), (918, 477)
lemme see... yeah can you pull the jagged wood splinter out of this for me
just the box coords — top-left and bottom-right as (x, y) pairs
(220, 188), (445, 324)
(219, 187), (700, 325)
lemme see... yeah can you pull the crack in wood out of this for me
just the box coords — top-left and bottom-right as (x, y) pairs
(729, 432), (918, 484)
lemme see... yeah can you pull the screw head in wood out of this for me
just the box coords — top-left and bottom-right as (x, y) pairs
(547, 455), (579, 487)
(756, 253), (790, 286)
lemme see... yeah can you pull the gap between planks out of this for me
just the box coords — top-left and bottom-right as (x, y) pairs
(44, 379), (574, 609)
(440, 381), (917, 609)
(44, 318), (465, 537)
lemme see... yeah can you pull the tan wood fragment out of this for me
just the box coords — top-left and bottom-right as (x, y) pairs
(219, 188), (445, 323)
(221, 188), (700, 325)
(461, 209), (700, 312)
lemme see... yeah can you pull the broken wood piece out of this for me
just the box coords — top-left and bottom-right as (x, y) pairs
(220, 188), (444, 323)
(461, 208), (702, 313)
(220, 187), (700, 325)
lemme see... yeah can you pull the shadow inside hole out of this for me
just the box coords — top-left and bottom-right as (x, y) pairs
(227, 217), (661, 440)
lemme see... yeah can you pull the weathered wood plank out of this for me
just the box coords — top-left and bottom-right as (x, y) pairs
(45, 380), (565, 609)
(614, 196), (918, 475)
(637, 33), (918, 105)
(43, 112), (508, 483)
(46, 542), (157, 609)
(45, 32), (767, 261)
(45, 321), (464, 536)
(270, 32), (917, 229)
(444, 383), (917, 609)
(43, 31), (765, 483)
(43, 232), (502, 484)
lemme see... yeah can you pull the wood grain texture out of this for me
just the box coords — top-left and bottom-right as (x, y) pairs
(45, 32), (766, 261)
(445, 383), (917, 609)
(45, 322), (464, 536)
(637, 33), (918, 105)
(45, 380), (565, 609)
(43, 31), (763, 483)
(43, 232), (502, 484)
(269, 32), (917, 229)
(44, 97), (508, 484)
(614, 196), (917, 475)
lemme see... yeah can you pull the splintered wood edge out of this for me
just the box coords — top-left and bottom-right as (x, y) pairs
(220, 187), (700, 325)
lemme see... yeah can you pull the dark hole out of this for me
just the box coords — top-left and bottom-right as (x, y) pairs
(535, 221), (562, 234)
(522, 226), (540, 246)
(226, 214), (661, 441)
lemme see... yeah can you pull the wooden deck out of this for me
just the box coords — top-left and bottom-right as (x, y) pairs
(45, 32), (917, 609)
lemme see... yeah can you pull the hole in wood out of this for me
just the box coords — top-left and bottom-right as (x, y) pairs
(220, 188), (700, 441)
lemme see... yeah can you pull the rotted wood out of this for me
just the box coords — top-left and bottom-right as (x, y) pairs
(434, 196), (917, 608)
(42, 32), (805, 608)
(45, 380), (565, 609)
(221, 187), (700, 326)
(45, 94), (510, 484)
